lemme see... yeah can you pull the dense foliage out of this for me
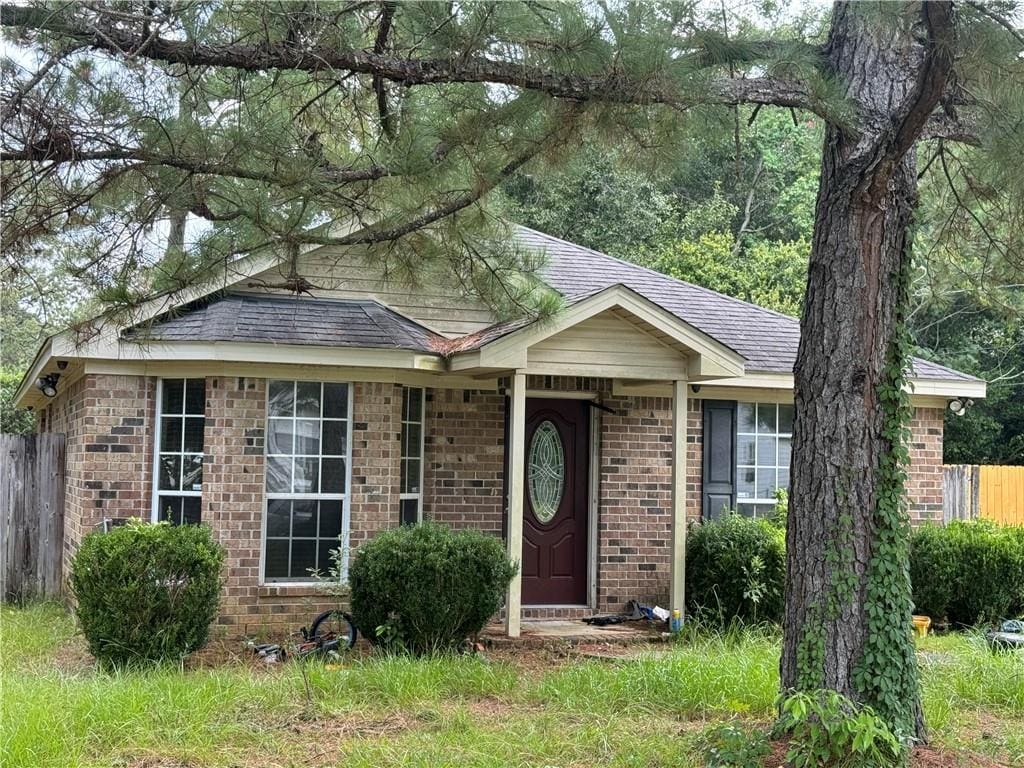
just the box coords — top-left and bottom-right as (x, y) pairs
(685, 515), (786, 625)
(349, 523), (517, 654)
(910, 521), (1024, 625)
(69, 521), (224, 667)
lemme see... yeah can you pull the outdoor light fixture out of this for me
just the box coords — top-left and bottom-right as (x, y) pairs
(36, 373), (60, 398)
(947, 397), (974, 416)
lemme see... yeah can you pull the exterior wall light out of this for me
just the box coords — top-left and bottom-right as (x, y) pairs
(947, 397), (974, 416)
(36, 373), (60, 398)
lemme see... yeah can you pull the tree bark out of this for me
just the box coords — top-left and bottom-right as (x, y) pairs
(782, 2), (954, 741)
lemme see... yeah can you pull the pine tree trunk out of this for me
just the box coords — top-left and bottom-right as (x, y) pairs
(781, 2), (954, 741)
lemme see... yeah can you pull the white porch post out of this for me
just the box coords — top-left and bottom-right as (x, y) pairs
(505, 371), (527, 637)
(670, 379), (688, 619)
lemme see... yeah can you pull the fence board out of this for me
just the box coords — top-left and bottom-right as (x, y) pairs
(980, 465), (1024, 526)
(943, 464), (979, 523)
(0, 434), (66, 602)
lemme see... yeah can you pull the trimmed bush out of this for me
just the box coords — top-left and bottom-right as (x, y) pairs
(908, 524), (956, 620)
(685, 514), (786, 624)
(70, 521), (224, 667)
(910, 520), (1024, 625)
(349, 523), (517, 654)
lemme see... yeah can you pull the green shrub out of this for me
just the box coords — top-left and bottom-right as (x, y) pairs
(908, 524), (956, 620)
(910, 520), (1024, 625)
(775, 690), (903, 768)
(69, 521), (224, 667)
(349, 523), (517, 654)
(685, 514), (786, 624)
(698, 722), (771, 768)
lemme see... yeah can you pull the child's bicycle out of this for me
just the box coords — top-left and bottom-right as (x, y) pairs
(250, 609), (358, 662)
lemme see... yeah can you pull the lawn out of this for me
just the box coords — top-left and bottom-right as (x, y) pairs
(1, 604), (1022, 767)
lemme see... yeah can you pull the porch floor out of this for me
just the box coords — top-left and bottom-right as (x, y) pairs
(481, 619), (667, 648)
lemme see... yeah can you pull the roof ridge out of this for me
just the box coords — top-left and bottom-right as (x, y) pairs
(514, 224), (801, 325)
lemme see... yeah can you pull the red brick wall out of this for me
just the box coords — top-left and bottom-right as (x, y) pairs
(423, 388), (506, 535)
(908, 406), (944, 524)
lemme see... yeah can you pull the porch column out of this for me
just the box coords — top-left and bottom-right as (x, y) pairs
(670, 379), (688, 619)
(505, 371), (527, 637)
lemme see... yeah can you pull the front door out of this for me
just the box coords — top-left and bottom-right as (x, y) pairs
(521, 398), (589, 605)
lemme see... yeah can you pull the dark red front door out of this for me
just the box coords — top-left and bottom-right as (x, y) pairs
(521, 398), (589, 605)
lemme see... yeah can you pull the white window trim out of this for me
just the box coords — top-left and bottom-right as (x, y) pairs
(150, 377), (205, 524)
(736, 401), (793, 512)
(399, 386), (426, 524)
(259, 381), (353, 586)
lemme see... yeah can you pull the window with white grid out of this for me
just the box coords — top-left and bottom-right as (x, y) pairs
(399, 387), (425, 525)
(735, 402), (793, 518)
(152, 378), (205, 525)
(263, 380), (351, 582)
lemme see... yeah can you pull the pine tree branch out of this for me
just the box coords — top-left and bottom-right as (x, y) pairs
(0, 145), (392, 184)
(0, 4), (829, 116)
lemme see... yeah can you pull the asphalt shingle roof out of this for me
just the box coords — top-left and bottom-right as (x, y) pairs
(126, 294), (446, 352)
(516, 226), (980, 382)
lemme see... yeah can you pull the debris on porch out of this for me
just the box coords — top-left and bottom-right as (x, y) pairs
(480, 619), (668, 649)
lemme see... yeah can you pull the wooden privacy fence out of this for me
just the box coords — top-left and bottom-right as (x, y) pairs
(943, 464), (1024, 526)
(1, 434), (66, 602)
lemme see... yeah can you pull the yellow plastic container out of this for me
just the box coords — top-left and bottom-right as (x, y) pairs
(912, 615), (931, 638)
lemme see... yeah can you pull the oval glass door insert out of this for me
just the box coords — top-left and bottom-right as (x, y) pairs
(528, 420), (564, 524)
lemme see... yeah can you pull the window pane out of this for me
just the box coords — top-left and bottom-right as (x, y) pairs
(267, 419), (294, 456)
(294, 419), (320, 455)
(266, 457), (292, 494)
(756, 468), (777, 499)
(756, 403), (777, 433)
(737, 434), (756, 466)
(267, 499), (291, 537)
(265, 540), (289, 579)
(323, 383), (348, 418)
(737, 402), (756, 433)
(185, 379), (205, 415)
(404, 423), (422, 458)
(293, 457), (319, 493)
(158, 496), (182, 524)
(402, 458), (421, 494)
(778, 437), (792, 469)
(319, 500), (343, 538)
(295, 381), (321, 418)
(160, 417), (183, 452)
(159, 455), (181, 491)
(400, 498), (420, 526)
(292, 499), (317, 537)
(182, 497), (202, 525)
(756, 436), (777, 468)
(777, 470), (791, 492)
(183, 417), (205, 453)
(736, 503), (762, 518)
(737, 467), (756, 498)
(778, 404), (794, 434)
(317, 541), (337, 574)
(321, 458), (346, 494)
(268, 380), (294, 417)
(182, 454), (203, 491)
(290, 540), (316, 578)
(322, 420), (347, 456)
(162, 379), (184, 414)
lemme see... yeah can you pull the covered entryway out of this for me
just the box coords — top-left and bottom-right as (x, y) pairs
(521, 398), (589, 605)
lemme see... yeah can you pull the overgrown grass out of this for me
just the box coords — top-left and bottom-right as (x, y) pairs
(2, 605), (1022, 767)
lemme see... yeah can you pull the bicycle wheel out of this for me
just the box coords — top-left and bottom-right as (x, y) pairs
(309, 609), (358, 651)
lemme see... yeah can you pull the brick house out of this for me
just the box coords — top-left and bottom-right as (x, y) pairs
(14, 226), (985, 637)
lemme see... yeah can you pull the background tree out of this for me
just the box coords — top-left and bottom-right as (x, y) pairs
(3, 0), (1023, 741)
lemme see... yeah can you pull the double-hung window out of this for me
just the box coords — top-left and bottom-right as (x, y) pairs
(399, 387), (425, 525)
(735, 402), (793, 517)
(264, 380), (351, 582)
(153, 378), (205, 524)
